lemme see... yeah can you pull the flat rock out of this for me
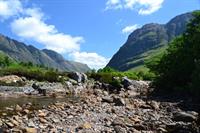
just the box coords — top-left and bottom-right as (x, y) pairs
(173, 111), (197, 122)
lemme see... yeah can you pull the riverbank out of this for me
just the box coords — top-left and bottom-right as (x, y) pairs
(0, 78), (199, 133)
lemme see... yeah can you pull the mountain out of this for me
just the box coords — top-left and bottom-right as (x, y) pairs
(107, 12), (194, 71)
(0, 34), (90, 72)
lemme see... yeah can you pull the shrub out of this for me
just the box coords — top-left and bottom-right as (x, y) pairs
(147, 11), (200, 96)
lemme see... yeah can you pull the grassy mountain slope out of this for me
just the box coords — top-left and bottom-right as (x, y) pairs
(0, 34), (90, 72)
(107, 12), (193, 71)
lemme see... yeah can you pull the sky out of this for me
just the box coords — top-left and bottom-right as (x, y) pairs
(0, 0), (199, 69)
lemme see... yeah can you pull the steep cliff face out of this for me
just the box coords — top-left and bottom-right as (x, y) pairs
(0, 34), (90, 72)
(107, 12), (193, 71)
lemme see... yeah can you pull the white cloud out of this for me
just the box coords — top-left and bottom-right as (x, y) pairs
(122, 24), (139, 34)
(0, 0), (22, 19)
(105, 0), (164, 15)
(71, 52), (110, 69)
(0, 0), (110, 69)
(11, 14), (83, 53)
(106, 0), (122, 10)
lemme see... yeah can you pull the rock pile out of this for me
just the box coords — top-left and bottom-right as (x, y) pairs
(0, 76), (199, 132)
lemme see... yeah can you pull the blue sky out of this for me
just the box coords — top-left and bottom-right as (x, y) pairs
(0, 0), (199, 69)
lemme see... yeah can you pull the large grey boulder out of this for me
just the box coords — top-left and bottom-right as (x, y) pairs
(69, 72), (88, 83)
(122, 77), (149, 90)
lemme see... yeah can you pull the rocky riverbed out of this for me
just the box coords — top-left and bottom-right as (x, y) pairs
(0, 74), (199, 133)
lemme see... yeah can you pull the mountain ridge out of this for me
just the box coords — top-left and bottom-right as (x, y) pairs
(107, 12), (194, 71)
(0, 34), (90, 72)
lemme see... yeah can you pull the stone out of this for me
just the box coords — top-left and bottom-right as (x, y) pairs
(2, 113), (7, 116)
(15, 105), (23, 112)
(52, 118), (60, 123)
(149, 101), (160, 110)
(113, 97), (126, 106)
(82, 122), (92, 129)
(38, 111), (46, 117)
(112, 118), (125, 127)
(127, 90), (138, 97)
(24, 87), (36, 95)
(102, 96), (113, 103)
(5, 122), (14, 128)
(24, 109), (30, 114)
(173, 111), (197, 122)
(32, 83), (46, 96)
(81, 73), (88, 83)
(25, 128), (38, 133)
(130, 116), (141, 124)
(6, 107), (14, 111)
(10, 119), (19, 126)
(28, 121), (35, 127)
(12, 128), (22, 133)
(114, 125), (126, 133)
(122, 77), (149, 90)
(122, 77), (133, 88)
(69, 72), (87, 83)
(39, 118), (47, 123)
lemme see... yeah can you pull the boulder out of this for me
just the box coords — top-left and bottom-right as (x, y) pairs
(122, 77), (149, 94)
(0, 75), (24, 85)
(173, 111), (198, 122)
(32, 83), (46, 96)
(24, 87), (37, 95)
(69, 72), (87, 83)
(81, 73), (88, 83)
(122, 77), (133, 88)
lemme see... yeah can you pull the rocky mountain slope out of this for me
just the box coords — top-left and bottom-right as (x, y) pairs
(0, 34), (90, 72)
(107, 12), (193, 71)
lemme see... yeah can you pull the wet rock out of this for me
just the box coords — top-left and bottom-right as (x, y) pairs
(24, 87), (36, 95)
(173, 111), (197, 122)
(32, 83), (46, 96)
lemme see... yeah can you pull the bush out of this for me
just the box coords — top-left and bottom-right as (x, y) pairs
(0, 62), (61, 82)
(147, 11), (200, 96)
(88, 67), (155, 88)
